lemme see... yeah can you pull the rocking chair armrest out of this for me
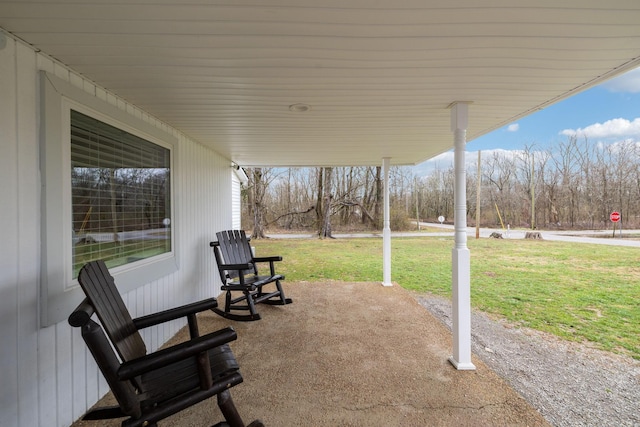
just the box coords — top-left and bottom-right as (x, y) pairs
(117, 326), (237, 380)
(253, 256), (282, 276)
(69, 298), (94, 327)
(252, 256), (283, 263)
(132, 298), (219, 330)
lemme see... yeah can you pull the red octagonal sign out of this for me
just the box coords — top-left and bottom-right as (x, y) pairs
(610, 211), (621, 222)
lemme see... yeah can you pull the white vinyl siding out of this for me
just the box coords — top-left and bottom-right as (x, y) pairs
(40, 72), (181, 325)
(0, 34), (233, 427)
(232, 171), (242, 230)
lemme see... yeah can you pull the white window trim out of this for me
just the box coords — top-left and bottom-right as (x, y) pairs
(39, 71), (179, 327)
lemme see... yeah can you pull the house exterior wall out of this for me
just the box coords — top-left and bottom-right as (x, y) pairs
(232, 171), (242, 229)
(0, 35), (232, 427)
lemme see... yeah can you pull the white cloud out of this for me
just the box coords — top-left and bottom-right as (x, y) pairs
(507, 123), (519, 132)
(601, 67), (640, 93)
(560, 118), (640, 139)
(414, 148), (525, 177)
(419, 151), (455, 170)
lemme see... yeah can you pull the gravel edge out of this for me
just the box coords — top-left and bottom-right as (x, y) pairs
(414, 294), (640, 427)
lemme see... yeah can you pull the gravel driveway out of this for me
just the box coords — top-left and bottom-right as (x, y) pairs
(415, 294), (640, 427)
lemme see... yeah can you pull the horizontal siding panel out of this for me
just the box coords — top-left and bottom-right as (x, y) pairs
(232, 173), (241, 230)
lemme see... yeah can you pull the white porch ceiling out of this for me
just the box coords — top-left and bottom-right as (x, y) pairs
(2, 1), (640, 167)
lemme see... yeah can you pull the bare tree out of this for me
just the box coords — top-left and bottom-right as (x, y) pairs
(242, 138), (640, 234)
(319, 167), (334, 238)
(373, 166), (383, 226)
(315, 167), (324, 231)
(246, 168), (271, 238)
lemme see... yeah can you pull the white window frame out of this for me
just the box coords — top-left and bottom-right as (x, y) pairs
(39, 71), (179, 327)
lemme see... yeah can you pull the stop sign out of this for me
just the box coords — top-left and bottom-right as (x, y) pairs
(610, 211), (621, 222)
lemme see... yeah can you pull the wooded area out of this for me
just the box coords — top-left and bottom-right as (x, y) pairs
(242, 137), (640, 237)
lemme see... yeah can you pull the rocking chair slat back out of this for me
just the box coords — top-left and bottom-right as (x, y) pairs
(217, 230), (256, 280)
(77, 260), (147, 361)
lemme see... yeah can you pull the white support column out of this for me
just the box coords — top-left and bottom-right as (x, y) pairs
(448, 103), (476, 370)
(382, 157), (392, 286)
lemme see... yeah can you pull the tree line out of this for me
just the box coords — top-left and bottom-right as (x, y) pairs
(242, 137), (640, 238)
(72, 167), (170, 236)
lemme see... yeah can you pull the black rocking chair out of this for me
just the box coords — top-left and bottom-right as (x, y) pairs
(69, 260), (263, 427)
(210, 230), (292, 321)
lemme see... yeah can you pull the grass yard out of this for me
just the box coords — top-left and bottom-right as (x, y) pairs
(252, 236), (640, 360)
(74, 239), (170, 277)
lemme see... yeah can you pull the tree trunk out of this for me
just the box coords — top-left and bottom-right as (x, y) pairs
(315, 167), (324, 235)
(109, 169), (119, 242)
(320, 167), (333, 238)
(373, 166), (382, 228)
(251, 168), (267, 239)
(361, 167), (372, 225)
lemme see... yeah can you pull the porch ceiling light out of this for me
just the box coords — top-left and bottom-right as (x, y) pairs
(289, 103), (311, 112)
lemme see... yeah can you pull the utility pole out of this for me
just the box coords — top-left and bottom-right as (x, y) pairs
(475, 150), (481, 239)
(531, 152), (535, 229)
(414, 176), (420, 230)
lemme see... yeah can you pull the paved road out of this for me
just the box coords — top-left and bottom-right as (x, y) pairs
(74, 228), (170, 244)
(422, 222), (640, 247)
(268, 223), (640, 247)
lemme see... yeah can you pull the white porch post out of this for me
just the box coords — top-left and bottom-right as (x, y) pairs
(448, 103), (476, 370)
(382, 157), (392, 286)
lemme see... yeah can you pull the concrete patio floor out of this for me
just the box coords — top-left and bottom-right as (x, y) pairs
(73, 281), (550, 427)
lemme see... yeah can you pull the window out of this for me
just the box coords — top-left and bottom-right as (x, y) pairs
(71, 111), (171, 277)
(40, 71), (178, 326)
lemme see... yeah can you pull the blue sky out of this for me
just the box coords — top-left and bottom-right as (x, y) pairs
(417, 66), (640, 174)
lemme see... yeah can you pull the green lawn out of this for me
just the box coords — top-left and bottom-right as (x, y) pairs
(252, 236), (640, 359)
(73, 239), (170, 277)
